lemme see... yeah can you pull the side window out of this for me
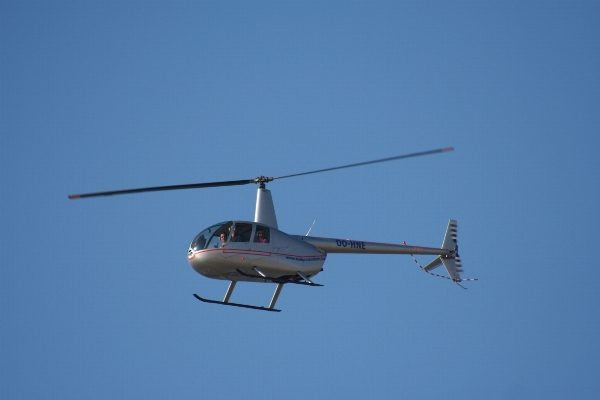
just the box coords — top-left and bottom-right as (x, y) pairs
(230, 223), (252, 243)
(254, 226), (270, 243)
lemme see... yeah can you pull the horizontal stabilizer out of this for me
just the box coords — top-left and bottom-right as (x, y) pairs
(423, 256), (443, 272)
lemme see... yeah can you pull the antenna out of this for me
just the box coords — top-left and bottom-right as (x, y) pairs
(306, 220), (316, 236)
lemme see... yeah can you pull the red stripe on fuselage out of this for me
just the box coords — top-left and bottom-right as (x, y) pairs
(188, 248), (326, 261)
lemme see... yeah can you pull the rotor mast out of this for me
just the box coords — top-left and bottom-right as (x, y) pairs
(254, 177), (278, 229)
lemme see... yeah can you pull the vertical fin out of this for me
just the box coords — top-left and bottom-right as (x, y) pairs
(441, 257), (462, 281)
(442, 220), (458, 250)
(441, 220), (463, 281)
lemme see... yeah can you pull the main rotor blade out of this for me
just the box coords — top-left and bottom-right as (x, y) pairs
(273, 147), (454, 180)
(68, 179), (255, 199)
(68, 147), (453, 199)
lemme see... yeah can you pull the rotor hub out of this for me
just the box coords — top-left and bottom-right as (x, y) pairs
(254, 176), (274, 189)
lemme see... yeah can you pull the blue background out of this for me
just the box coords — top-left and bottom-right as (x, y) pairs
(1, 2), (599, 399)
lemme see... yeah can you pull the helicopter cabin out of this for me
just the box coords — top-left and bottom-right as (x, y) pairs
(188, 221), (326, 282)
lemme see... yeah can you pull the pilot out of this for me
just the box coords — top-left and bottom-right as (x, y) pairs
(255, 229), (268, 243)
(219, 233), (227, 248)
(230, 225), (242, 242)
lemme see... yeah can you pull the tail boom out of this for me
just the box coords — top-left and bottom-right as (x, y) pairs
(294, 219), (467, 282)
(295, 235), (451, 256)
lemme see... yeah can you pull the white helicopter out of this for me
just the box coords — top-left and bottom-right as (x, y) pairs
(69, 147), (472, 312)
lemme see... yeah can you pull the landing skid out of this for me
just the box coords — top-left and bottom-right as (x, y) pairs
(194, 270), (322, 312)
(194, 280), (283, 312)
(193, 294), (281, 312)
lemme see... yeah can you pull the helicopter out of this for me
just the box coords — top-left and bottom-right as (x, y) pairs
(69, 147), (472, 312)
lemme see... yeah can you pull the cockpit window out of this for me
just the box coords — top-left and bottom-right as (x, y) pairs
(205, 221), (233, 249)
(230, 223), (252, 243)
(254, 225), (270, 243)
(190, 221), (232, 251)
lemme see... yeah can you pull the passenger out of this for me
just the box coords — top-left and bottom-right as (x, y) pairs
(255, 229), (268, 243)
(230, 225), (242, 242)
(219, 233), (227, 248)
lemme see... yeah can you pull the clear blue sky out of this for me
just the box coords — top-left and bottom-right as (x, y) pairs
(2, 1), (599, 399)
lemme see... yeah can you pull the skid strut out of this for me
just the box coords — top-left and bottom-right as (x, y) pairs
(269, 283), (284, 309)
(223, 281), (236, 303)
